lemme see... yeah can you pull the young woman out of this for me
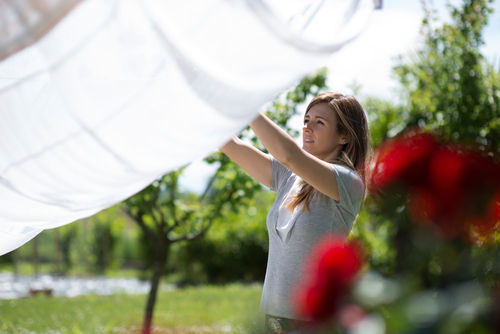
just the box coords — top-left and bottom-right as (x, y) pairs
(220, 92), (370, 332)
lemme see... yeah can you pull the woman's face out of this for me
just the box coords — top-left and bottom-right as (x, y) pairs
(302, 103), (347, 161)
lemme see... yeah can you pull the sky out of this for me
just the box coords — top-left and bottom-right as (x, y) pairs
(180, 0), (500, 193)
(328, 0), (500, 99)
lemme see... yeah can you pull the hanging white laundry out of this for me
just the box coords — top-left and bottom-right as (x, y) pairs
(0, 0), (376, 255)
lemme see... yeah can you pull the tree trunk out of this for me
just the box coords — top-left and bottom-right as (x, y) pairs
(102, 227), (110, 272)
(33, 235), (39, 277)
(142, 239), (169, 334)
(53, 229), (62, 275)
(13, 249), (19, 277)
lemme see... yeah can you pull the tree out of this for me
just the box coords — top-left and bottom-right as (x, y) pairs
(123, 168), (244, 334)
(389, 0), (500, 273)
(352, 0), (500, 274)
(174, 187), (274, 285)
(333, 1), (500, 332)
(88, 206), (125, 273)
(394, 0), (499, 151)
(122, 68), (329, 334)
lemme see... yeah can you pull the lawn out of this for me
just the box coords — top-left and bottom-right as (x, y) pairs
(0, 283), (265, 334)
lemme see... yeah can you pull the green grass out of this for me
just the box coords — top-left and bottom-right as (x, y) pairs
(0, 262), (147, 278)
(0, 283), (265, 334)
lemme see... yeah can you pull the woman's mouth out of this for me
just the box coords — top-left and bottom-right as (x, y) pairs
(303, 137), (314, 143)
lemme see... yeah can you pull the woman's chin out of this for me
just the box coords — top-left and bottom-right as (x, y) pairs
(302, 142), (313, 149)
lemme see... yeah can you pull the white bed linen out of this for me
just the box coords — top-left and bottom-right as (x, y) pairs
(0, 0), (374, 255)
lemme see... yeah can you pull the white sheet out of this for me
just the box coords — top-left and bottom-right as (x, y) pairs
(0, 0), (374, 255)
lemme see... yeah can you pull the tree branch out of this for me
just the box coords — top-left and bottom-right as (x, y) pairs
(199, 169), (219, 204)
(165, 209), (193, 235)
(169, 187), (236, 244)
(122, 207), (156, 242)
(169, 217), (215, 243)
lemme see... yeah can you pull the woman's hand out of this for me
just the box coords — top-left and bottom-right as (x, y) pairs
(250, 113), (341, 201)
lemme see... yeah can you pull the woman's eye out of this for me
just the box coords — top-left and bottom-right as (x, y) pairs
(304, 119), (309, 124)
(318, 121), (324, 125)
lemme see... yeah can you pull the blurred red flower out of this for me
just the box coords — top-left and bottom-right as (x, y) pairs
(369, 130), (500, 241)
(294, 235), (363, 321)
(370, 131), (437, 191)
(407, 187), (438, 224)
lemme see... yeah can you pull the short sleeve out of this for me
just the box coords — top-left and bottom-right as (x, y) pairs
(271, 157), (292, 192)
(331, 164), (365, 216)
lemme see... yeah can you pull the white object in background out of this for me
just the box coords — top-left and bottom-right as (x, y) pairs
(0, 0), (375, 255)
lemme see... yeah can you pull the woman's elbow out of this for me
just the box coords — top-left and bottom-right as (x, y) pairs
(277, 144), (302, 169)
(220, 137), (239, 154)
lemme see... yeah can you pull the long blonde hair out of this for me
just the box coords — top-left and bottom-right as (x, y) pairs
(285, 92), (370, 213)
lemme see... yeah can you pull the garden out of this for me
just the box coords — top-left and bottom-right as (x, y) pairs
(1, 1), (499, 333)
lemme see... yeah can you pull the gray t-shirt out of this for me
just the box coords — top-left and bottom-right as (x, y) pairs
(260, 157), (364, 320)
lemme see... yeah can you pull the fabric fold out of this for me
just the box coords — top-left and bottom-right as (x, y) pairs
(0, 0), (374, 255)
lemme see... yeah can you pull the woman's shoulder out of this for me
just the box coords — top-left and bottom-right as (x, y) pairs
(271, 156), (295, 191)
(271, 156), (293, 175)
(329, 163), (365, 202)
(329, 163), (363, 183)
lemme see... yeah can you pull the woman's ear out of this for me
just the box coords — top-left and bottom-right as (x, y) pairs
(340, 135), (349, 145)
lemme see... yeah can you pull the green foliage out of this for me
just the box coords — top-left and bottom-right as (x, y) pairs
(353, 0), (500, 278)
(344, 3), (500, 332)
(171, 189), (274, 285)
(363, 96), (406, 147)
(350, 199), (396, 275)
(88, 206), (126, 272)
(351, 94), (404, 274)
(1, 205), (130, 276)
(394, 0), (499, 151)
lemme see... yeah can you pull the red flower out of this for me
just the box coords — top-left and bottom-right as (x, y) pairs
(407, 187), (438, 225)
(370, 131), (437, 192)
(369, 130), (500, 241)
(429, 146), (464, 194)
(461, 151), (500, 192)
(294, 235), (363, 321)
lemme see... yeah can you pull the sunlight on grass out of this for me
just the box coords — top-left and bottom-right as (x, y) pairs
(0, 283), (264, 333)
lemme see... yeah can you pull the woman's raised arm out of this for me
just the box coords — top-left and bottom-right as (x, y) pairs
(220, 136), (272, 188)
(250, 113), (341, 201)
